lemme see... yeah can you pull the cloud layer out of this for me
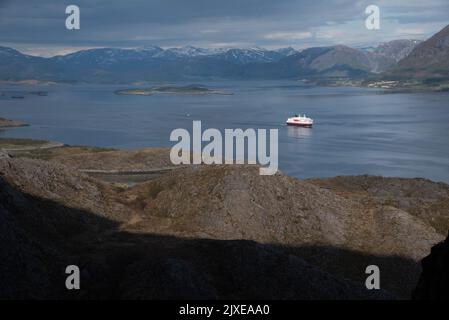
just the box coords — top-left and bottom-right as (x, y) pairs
(0, 0), (448, 56)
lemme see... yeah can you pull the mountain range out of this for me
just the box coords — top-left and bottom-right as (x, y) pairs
(0, 24), (448, 83)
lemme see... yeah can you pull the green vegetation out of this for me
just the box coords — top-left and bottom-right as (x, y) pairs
(362, 77), (449, 92)
(18, 146), (115, 160)
(0, 138), (116, 160)
(0, 137), (48, 148)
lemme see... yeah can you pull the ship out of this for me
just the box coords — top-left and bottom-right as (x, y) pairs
(286, 114), (314, 127)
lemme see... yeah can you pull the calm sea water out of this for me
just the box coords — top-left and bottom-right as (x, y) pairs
(1, 81), (449, 182)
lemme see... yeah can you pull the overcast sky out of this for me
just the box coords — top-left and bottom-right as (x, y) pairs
(0, 0), (448, 56)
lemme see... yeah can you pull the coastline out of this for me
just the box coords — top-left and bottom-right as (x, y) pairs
(0, 117), (29, 128)
(3, 78), (448, 94)
(309, 78), (449, 93)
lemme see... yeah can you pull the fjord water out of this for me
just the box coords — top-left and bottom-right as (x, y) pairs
(1, 81), (449, 182)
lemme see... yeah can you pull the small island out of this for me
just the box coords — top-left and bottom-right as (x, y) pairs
(0, 117), (29, 128)
(115, 85), (232, 96)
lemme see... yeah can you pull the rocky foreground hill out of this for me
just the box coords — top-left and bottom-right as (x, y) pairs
(413, 232), (449, 299)
(0, 147), (448, 299)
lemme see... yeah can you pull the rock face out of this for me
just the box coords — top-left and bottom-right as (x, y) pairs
(0, 157), (128, 222)
(308, 175), (449, 236)
(0, 159), (119, 298)
(0, 154), (447, 299)
(124, 166), (444, 297)
(0, 158), (385, 299)
(51, 147), (173, 171)
(368, 39), (421, 72)
(413, 232), (449, 299)
(0, 150), (10, 159)
(396, 24), (449, 77)
(308, 45), (372, 73)
(128, 166), (441, 261)
(116, 239), (387, 300)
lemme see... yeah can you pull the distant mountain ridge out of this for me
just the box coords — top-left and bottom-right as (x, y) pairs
(1, 25), (447, 83)
(394, 24), (449, 77)
(367, 39), (422, 73)
(0, 45), (300, 81)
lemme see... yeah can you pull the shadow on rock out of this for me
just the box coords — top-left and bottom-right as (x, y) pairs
(0, 177), (417, 299)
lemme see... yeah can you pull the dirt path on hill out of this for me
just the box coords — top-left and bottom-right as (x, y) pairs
(2, 141), (65, 152)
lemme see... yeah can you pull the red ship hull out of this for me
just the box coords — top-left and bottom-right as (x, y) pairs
(286, 122), (313, 127)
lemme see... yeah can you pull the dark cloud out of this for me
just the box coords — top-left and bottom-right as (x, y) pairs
(0, 0), (447, 56)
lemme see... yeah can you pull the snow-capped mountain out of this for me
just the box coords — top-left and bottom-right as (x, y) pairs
(371, 40), (421, 62)
(49, 45), (297, 66)
(367, 39), (422, 72)
(275, 47), (298, 56)
(0, 44), (377, 81)
(149, 46), (298, 63)
(161, 46), (217, 58)
(0, 46), (42, 61)
(1, 24), (446, 83)
(213, 47), (288, 64)
(54, 47), (164, 66)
